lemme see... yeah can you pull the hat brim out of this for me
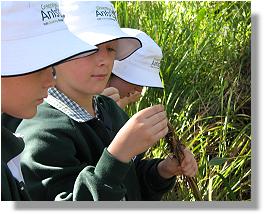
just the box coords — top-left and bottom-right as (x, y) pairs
(2, 29), (98, 77)
(75, 25), (142, 61)
(113, 60), (164, 88)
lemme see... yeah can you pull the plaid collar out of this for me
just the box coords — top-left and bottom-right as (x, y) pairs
(45, 87), (94, 123)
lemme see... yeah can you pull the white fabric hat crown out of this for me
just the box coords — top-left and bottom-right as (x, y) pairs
(112, 28), (164, 88)
(59, 1), (142, 60)
(1, 1), (97, 77)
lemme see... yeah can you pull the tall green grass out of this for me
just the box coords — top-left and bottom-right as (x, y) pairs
(114, 1), (251, 201)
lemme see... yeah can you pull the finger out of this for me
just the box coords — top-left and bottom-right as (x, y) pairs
(127, 93), (141, 103)
(181, 156), (194, 168)
(129, 93), (141, 102)
(151, 124), (168, 142)
(108, 87), (119, 93)
(102, 87), (119, 96)
(182, 164), (193, 174)
(181, 157), (197, 171)
(184, 170), (195, 177)
(147, 111), (167, 126)
(102, 87), (112, 96)
(151, 117), (168, 135)
(131, 96), (141, 103)
(183, 164), (197, 177)
(110, 94), (120, 102)
(181, 150), (196, 167)
(136, 105), (164, 119)
(181, 155), (196, 168)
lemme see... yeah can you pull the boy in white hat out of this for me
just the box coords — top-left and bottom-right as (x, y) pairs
(16, 1), (197, 201)
(1, 1), (97, 200)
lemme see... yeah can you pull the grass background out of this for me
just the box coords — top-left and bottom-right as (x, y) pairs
(113, 1), (251, 201)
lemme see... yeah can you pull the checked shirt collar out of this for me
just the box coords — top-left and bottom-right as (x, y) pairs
(45, 87), (94, 123)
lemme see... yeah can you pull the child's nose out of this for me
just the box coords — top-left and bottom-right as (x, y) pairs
(95, 48), (112, 66)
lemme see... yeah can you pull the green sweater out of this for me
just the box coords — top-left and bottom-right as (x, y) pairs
(17, 95), (175, 201)
(1, 127), (31, 200)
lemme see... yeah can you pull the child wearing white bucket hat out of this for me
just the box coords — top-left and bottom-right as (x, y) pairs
(16, 1), (197, 201)
(103, 28), (164, 108)
(1, 1), (98, 201)
(112, 28), (164, 89)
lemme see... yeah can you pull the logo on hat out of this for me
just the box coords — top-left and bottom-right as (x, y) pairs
(95, 6), (117, 21)
(41, 3), (64, 25)
(151, 58), (161, 69)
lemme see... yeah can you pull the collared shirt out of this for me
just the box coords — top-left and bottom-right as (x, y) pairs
(45, 87), (94, 123)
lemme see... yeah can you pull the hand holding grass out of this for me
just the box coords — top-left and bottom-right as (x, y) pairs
(157, 148), (198, 179)
(108, 104), (168, 163)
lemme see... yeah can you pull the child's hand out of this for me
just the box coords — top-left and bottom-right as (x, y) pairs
(117, 91), (142, 109)
(101, 87), (141, 109)
(157, 148), (198, 179)
(101, 87), (121, 103)
(108, 105), (168, 163)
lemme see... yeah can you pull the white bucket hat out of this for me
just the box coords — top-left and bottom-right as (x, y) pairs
(59, 1), (142, 60)
(112, 28), (164, 88)
(1, 1), (98, 77)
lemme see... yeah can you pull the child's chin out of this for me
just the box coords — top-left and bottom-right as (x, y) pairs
(20, 108), (38, 119)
